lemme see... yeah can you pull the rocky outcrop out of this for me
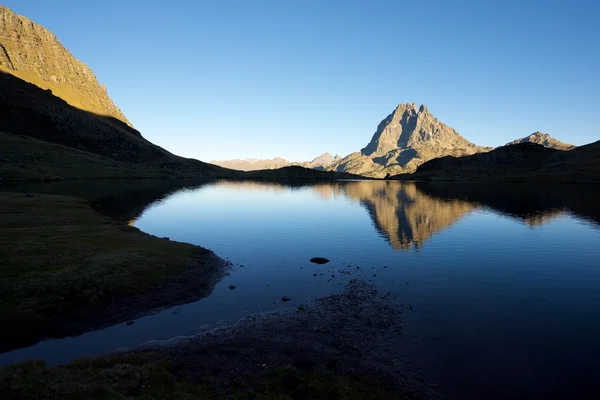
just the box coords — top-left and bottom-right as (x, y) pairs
(0, 5), (130, 126)
(505, 131), (575, 150)
(328, 103), (490, 178)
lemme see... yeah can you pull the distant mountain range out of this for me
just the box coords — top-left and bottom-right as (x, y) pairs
(214, 103), (578, 178)
(212, 153), (342, 171)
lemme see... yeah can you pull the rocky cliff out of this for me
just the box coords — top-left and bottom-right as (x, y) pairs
(328, 103), (490, 178)
(0, 5), (130, 126)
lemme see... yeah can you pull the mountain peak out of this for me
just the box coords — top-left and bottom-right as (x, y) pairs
(506, 132), (575, 150)
(361, 103), (477, 157)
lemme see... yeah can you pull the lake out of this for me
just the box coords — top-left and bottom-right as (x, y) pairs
(2, 179), (600, 399)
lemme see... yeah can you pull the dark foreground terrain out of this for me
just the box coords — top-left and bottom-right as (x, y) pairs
(0, 280), (428, 400)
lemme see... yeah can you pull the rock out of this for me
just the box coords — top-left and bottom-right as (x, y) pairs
(310, 257), (329, 264)
(228, 285), (236, 290)
(281, 296), (291, 302)
(162, 237), (170, 240)
(126, 320), (135, 326)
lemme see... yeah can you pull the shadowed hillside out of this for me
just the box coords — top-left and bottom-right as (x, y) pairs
(242, 165), (365, 181)
(0, 71), (237, 180)
(398, 142), (600, 183)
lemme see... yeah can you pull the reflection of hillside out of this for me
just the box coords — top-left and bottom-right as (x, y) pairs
(2, 179), (210, 223)
(521, 210), (566, 227)
(415, 182), (600, 227)
(209, 181), (289, 194)
(333, 181), (476, 250)
(310, 184), (342, 201)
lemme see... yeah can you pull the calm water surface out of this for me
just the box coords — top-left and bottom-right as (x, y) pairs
(2, 180), (600, 399)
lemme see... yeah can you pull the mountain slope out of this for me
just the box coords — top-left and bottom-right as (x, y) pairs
(0, 5), (237, 180)
(328, 103), (490, 178)
(403, 141), (600, 183)
(0, 5), (129, 125)
(0, 70), (234, 180)
(506, 131), (575, 150)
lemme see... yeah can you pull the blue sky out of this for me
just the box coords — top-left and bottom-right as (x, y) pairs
(4, 0), (599, 161)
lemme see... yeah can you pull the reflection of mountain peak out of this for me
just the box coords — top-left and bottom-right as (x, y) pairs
(334, 181), (476, 250)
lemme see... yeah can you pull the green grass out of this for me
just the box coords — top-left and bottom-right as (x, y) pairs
(0, 193), (210, 349)
(0, 352), (412, 400)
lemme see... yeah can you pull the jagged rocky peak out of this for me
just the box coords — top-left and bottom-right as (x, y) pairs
(361, 103), (475, 157)
(0, 5), (131, 126)
(506, 131), (575, 150)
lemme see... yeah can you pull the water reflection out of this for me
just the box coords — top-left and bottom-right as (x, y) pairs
(5, 179), (599, 254)
(333, 181), (476, 250)
(415, 181), (600, 226)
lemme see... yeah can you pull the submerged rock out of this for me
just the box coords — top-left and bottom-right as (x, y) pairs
(310, 257), (329, 264)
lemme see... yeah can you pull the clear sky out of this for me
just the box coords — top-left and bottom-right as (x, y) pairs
(4, 0), (599, 161)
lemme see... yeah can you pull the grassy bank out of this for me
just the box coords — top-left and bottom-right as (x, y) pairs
(0, 352), (409, 400)
(0, 193), (225, 351)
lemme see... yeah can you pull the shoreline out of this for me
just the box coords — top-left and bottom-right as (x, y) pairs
(0, 192), (231, 353)
(133, 279), (440, 399)
(1, 279), (439, 400)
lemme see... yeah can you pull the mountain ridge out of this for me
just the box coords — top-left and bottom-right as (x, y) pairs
(400, 141), (600, 183)
(211, 152), (342, 171)
(214, 104), (577, 178)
